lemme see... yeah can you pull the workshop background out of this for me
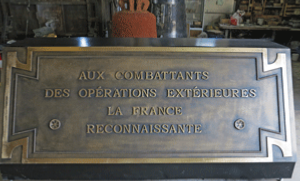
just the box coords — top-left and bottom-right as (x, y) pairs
(1, 0), (300, 58)
(1, 0), (300, 180)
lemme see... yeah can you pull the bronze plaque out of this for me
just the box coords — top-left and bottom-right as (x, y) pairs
(0, 46), (296, 168)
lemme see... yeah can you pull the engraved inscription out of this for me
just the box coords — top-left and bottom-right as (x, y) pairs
(78, 71), (105, 80)
(132, 106), (182, 115)
(45, 89), (70, 98)
(86, 124), (202, 134)
(167, 88), (257, 98)
(41, 69), (259, 135)
(115, 71), (209, 80)
(107, 107), (123, 116)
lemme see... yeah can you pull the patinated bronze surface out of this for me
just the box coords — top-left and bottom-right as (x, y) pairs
(0, 38), (297, 179)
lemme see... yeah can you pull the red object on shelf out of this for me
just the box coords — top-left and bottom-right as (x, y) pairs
(112, 0), (157, 38)
(230, 18), (238, 26)
(112, 11), (157, 38)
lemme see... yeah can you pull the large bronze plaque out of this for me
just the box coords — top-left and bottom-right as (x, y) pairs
(0, 39), (297, 179)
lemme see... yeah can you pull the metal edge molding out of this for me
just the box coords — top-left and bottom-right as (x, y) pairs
(1, 47), (293, 164)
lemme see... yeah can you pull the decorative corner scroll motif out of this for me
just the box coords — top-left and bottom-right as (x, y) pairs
(263, 53), (293, 158)
(2, 51), (32, 159)
(7, 51), (32, 71)
(2, 138), (29, 161)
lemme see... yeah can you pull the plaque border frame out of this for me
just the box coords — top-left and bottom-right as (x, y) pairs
(0, 47), (294, 164)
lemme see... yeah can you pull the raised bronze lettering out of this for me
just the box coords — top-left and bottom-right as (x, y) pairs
(87, 124), (95, 133)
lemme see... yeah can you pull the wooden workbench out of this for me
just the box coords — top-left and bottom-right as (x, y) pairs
(219, 24), (300, 38)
